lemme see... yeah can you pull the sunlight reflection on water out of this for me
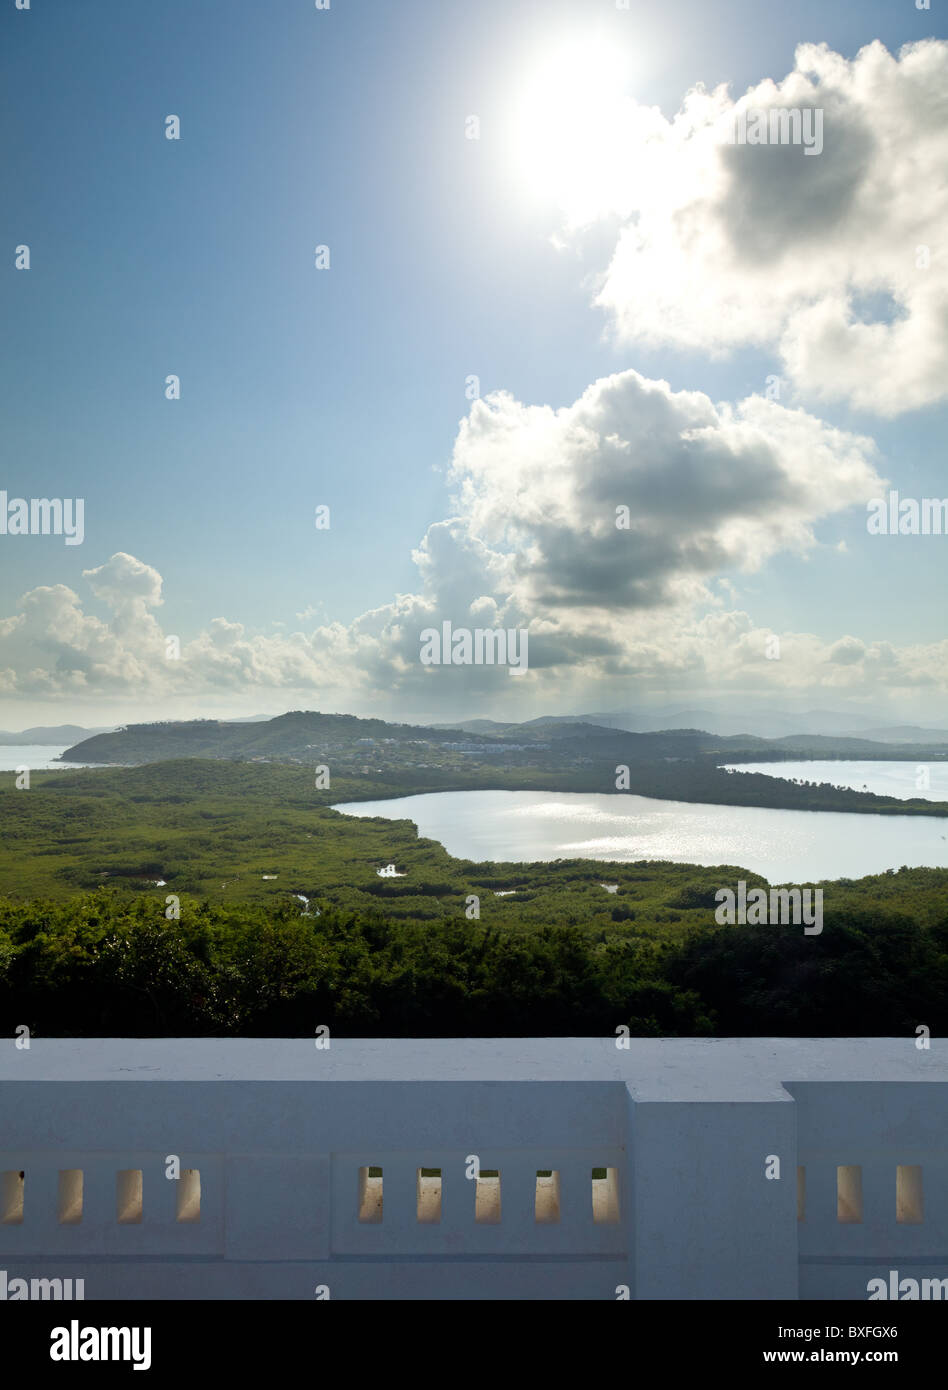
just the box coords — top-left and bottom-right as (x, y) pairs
(334, 787), (948, 883)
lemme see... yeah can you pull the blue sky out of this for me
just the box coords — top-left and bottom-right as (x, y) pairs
(2, 0), (947, 727)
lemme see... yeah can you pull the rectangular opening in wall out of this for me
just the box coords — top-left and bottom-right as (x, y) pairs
(416, 1168), (442, 1223)
(837, 1165), (862, 1223)
(797, 1166), (805, 1222)
(116, 1169), (143, 1224)
(896, 1165), (923, 1224)
(475, 1169), (501, 1224)
(535, 1170), (561, 1223)
(1, 1170), (24, 1225)
(358, 1166), (383, 1223)
(592, 1167), (620, 1224)
(176, 1168), (201, 1223)
(58, 1170), (83, 1225)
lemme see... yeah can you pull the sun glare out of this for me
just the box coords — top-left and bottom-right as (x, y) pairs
(511, 36), (635, 223)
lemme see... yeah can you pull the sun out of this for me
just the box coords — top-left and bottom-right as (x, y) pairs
(510, 35), (634, 223)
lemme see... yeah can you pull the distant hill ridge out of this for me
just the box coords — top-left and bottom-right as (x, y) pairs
(434, 711), (948, 741)
(59, 709), (948, 767)
(0, 724), (113, 745)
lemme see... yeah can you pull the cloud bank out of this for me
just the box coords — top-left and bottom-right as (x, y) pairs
(554, 40), (948, 416)
(5, 369), (941, 715)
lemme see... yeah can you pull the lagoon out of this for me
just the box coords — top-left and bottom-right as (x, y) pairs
(333, 787), (948, 884)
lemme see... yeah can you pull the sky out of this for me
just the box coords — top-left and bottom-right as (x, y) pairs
(2, 0), (947, 729)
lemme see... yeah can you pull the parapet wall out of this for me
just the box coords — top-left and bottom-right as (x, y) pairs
(0, 1039), (944, 1300)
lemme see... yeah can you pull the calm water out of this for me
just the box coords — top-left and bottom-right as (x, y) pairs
(333, 788), (948, 883)
(722, 759), (948, 801)
(0, 744), (106, 771)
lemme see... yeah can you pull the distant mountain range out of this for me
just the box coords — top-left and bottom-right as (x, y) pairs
(434, 710), (948, 743)
(9, 703), (948, 752)
(0, 724), (113, 745)
(859, 726), (948, 744)
(57, 709), (948, 768)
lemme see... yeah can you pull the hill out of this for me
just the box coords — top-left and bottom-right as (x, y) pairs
(0, 724), (112, 745)
(60, 711), (948, 787)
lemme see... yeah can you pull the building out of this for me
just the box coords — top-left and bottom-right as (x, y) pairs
(1, 1038), (945, 1300)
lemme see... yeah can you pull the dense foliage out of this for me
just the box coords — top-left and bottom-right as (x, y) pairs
(1, 882), (945, 1037)
(1, 759), (945, 1037)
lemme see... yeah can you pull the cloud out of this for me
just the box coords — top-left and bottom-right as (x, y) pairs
(448, 371), (883, 614)
(82, 552), (165, 647)
(1, 367), (930, 712)
(551, 40), (948, 416)
(828, 635), (866, 666)
(83, 552), (163, 610)
(1, 563), (945, 712)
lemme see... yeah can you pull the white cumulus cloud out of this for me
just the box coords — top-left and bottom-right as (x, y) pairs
(549, 40), (948, 416)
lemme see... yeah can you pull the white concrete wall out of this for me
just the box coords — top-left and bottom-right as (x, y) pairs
(0, 1040), (945, 1300)
(628, 1095), (798, 1299)
(791, 1082), (948, 1299)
